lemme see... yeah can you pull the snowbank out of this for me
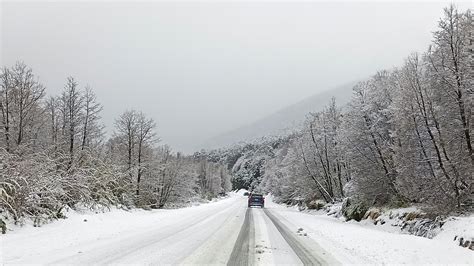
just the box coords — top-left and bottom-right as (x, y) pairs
(267, 197), (474, 264)
(434, 215), (474, 247)
(293, 198), (474, 251)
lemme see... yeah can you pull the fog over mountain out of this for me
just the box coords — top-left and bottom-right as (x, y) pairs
(202, 82), (356, 150)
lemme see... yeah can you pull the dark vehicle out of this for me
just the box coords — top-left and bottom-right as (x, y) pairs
(248, 193), (264, 208)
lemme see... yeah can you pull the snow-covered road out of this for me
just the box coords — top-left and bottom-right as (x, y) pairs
(3, 194), (248, 265)
(1, 192), (473, 265)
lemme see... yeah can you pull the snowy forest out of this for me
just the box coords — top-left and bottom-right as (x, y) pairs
(204, 6), (473, 213)
(0, 68), (232, 224)
(0, 5), (472, 227)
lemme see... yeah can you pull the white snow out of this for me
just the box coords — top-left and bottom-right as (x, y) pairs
(434, 215), (474, 243)
(266, 197), (474, 265)
(1, 192), (472, 265)
(1, 193), (247, 264)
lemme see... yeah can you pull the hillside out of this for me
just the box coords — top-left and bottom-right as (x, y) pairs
(202, 82), (356, 149)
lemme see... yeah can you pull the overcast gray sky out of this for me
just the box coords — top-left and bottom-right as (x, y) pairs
(1, 1), (471, 153)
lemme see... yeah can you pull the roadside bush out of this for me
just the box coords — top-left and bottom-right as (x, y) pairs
(0, 149), (131, 225)
(0, 150), (77, 224)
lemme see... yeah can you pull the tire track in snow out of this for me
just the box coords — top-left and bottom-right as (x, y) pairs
(178, 200), (247, 265)
(252, 208), (302, 265)
(227, 207), (255, 266)
(263, 208), (339, 266)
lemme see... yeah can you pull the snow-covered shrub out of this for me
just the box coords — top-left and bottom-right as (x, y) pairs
(0, 149), (66, 223)
(80, 153), (130, 208)
(325, 203), (343, 217)
(0, 148), (134, 224)
(402, 217), (444, 238)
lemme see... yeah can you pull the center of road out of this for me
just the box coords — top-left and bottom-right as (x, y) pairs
(227, 206), (339, 266)
(228, 208), (255, 265)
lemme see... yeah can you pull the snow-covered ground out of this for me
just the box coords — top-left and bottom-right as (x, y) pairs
(1, 192), (472, 265)
(434, 215), (474, 244)
(1, 193), (247, 265)
(266, 198), (474, 265)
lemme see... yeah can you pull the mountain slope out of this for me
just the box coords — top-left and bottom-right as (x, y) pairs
(203, 82), (356, 149)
